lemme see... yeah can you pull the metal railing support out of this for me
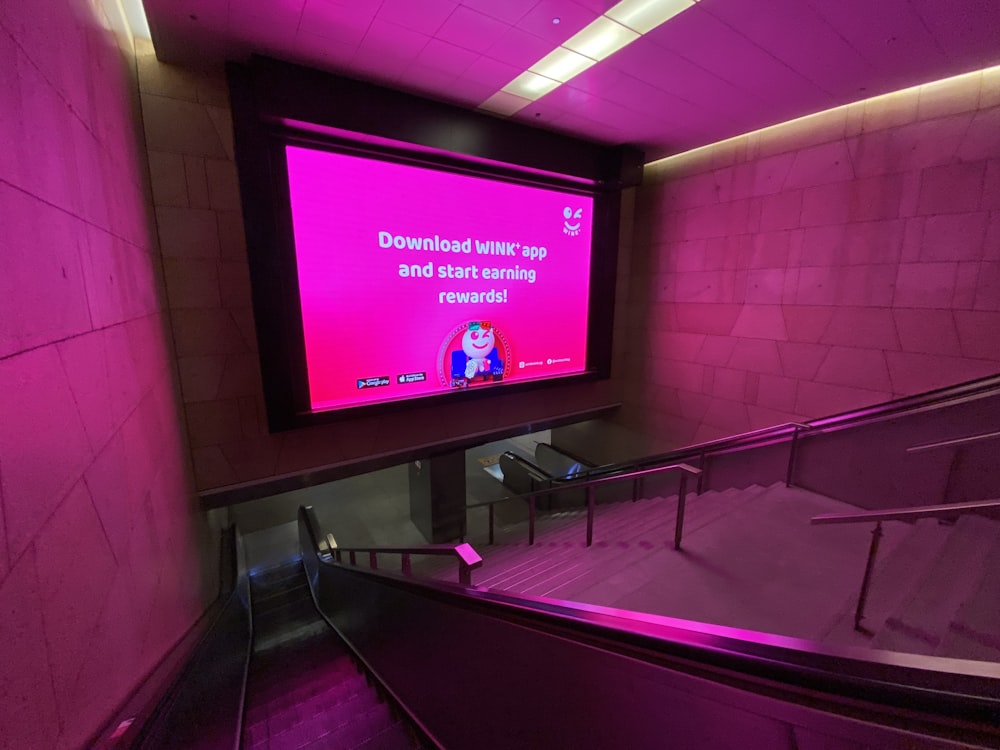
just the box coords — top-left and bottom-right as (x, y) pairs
(459, 562), (472, 585)
(855, 522), (883, 632)
(697, 452), (707, 495)
(488, 504), (495, 545)
(349, 551), (356, 565)
(401, 553), (411, 576)
(674, 474), (688, 551)
(786, 426), (801, 487)
(586, 486), (596, 547)
(369, 551), (378, 569)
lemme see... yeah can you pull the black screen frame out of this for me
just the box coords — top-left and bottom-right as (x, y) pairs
(228, 56), (642, 432)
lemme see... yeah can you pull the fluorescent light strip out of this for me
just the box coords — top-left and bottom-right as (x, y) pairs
(607, 0), (696, 34)
(481, 0), (700, 116)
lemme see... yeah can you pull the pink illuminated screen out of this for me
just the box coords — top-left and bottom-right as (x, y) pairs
(285, 145), (594, 412)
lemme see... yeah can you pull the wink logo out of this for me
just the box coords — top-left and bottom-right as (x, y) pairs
(563, 206), (583, 236)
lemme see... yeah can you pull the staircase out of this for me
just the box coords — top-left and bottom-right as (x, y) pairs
(418, 484), (1000, 661)
(242, 560), (419, 750)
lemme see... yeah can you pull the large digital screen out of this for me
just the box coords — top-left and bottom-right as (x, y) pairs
(284, 144), (595, 413)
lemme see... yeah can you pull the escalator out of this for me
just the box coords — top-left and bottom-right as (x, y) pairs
(242, 561), (420, 750)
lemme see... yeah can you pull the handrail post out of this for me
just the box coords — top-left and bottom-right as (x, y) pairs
(369, 551), (378, 570)
(489, 503), (495, 545)
(349, 550), (356, 566)
(401, 553), (411, 576)
(697, 453), (707, 495)
(586, 485), (595, 547)
(855, 521), (883, 632)
(528, 495), (536, 546)
(786, 426), (800, 488)
(674, 473), (688, 550)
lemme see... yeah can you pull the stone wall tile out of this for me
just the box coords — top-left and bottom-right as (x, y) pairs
(0, 347), (94, 560)
(147, 150), (187, 207)
(957, 106), (1000, 162)
(918, 212), (988, 262)
(982, 160), (1000, 210)
(892, 309), (962, 356)
(795, 380), (891, 417)
(141, 93), (228, 157)
(163, 257), (220, 309)
(206, 158), (242, 212)
(755, 373), (798, 413)
(918, 162), (987, 216)
(155, 206), (220, 258)
(711, 367), (746, 401)
(893, 262), (958, 308)
(776, 341), (830, 380)
(183, 155), (210, 209)
(814, 346), (893, 391)
(886, 351), (1000, 394)
(177, 355), (225, 403)
(783, 140), (855, 189)
(781, 305), (834, 342)
(954, 310), (1000, 361)
(34, 481), (117, 726)
(917, 74), (982, 120)
(730, 305), (787, 339)
(727, 338), (783, 374)
(0, 184), (92, 358)
(973, 261), (1000, 311)
(821, 307), (899, 349)
(184, 399), (243, 448)
(0, 548), (60, 750)
(745, 268), (786, 304)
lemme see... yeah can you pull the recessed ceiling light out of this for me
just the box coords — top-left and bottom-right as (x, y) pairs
(501, 70), (561, 100)
(606, 0), (696, 34)
(563, 17), (638, 61)
(530, 47), (597, 82)
(479, 0), (700, 116)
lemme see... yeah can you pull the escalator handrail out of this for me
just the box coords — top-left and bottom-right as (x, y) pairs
(298, 505), (1000, 744)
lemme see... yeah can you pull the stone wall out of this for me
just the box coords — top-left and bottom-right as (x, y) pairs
(621, 67), (1000, 448)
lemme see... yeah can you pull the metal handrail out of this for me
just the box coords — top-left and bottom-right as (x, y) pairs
(907, 430), (1000, 453)
(584, 374), (1000, 495)
(306, 508), (483, 585)
(811, 498), (1000, 526)
(466, 462), (701, 549)
(810, 498), (1000, 633)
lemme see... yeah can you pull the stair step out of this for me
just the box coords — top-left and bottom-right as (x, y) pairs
(818, 518), (948, 649)
(936, 517), (1000, 661)
(871, 514), (1000, 655)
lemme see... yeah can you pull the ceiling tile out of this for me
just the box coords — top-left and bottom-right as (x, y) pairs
(517, 0), (601, 44)
(357, 18), (432, 58)
(700, 0), (876, 97)
(299, 1), (377, 45)
(376, 0), (458, 36)
(649, 6), (827, 108)
(434, 6), (512, 51)
(459, 56), (523, 89)
(484, 26), (554, 69)
(143, 0), (1000, 161)
(415, 38), (480, 76)
(458, 0), (542, 25)
(911, 0), (1000, 70)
